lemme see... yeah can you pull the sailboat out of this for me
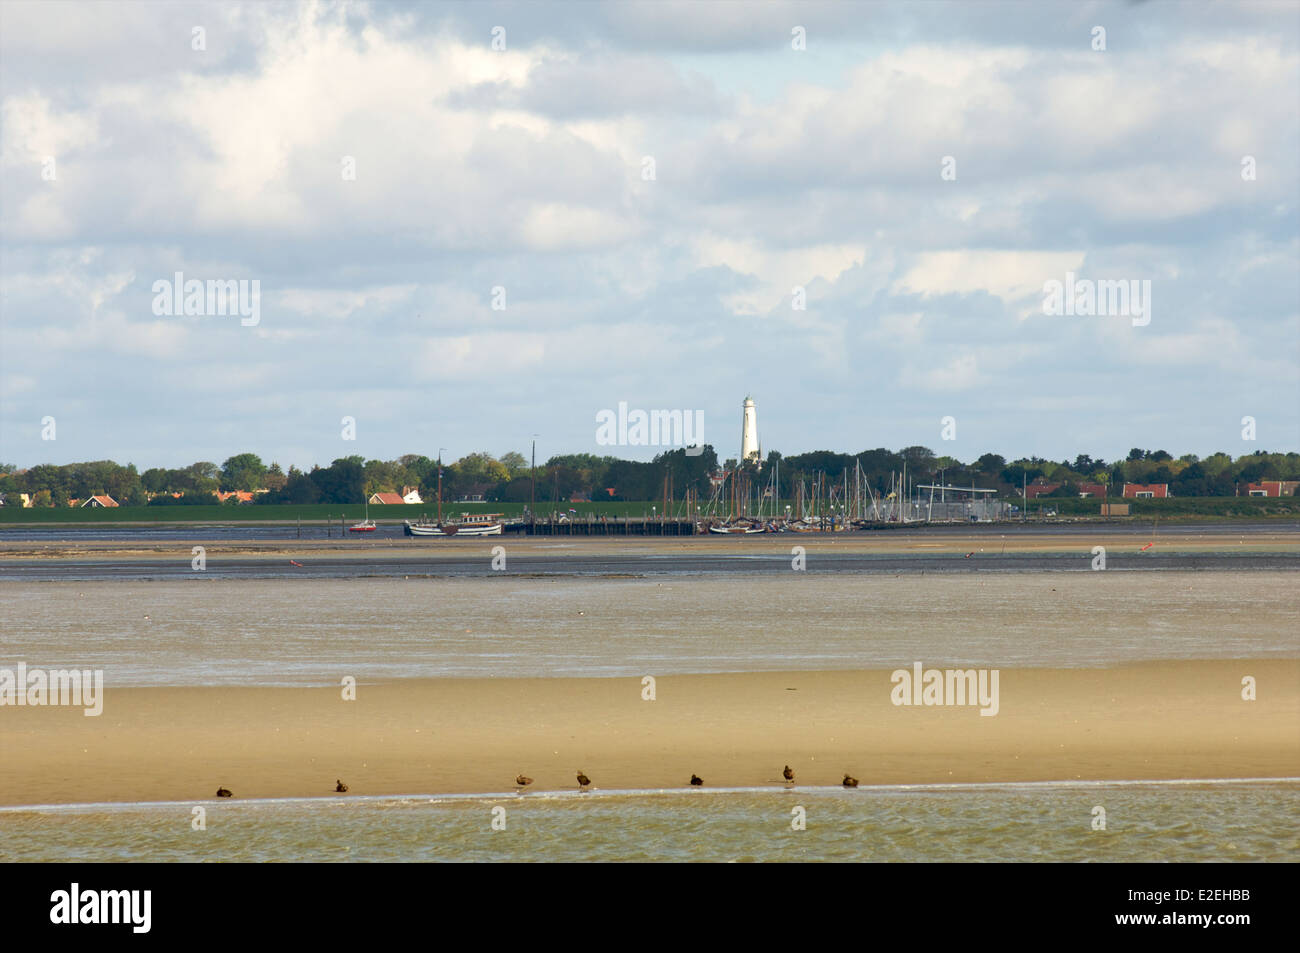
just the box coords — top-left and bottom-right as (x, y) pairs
(401, 461), (502, 536)
(348, 497), (376, 532)
(404, 513), (503, 536)
(707, 521), (766, 534)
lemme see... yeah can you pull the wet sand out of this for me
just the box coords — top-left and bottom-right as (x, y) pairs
(2, 660), (1295, 806)
(2, 527), (1297, 575)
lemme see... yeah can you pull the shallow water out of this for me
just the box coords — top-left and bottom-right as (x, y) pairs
(1, 572), (1295, 685)
(1, 781), (1294, 862)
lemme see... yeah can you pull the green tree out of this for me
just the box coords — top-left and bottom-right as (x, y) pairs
(311, 458), (365, 504)
(397, 455), (436, 486)
(264, 462), (287, 493)
(363, 459), (400, 495)
(499, 451), (528, 477)
(221, 453), (267, 491)
(900, 446), (937, 475)
(183, 462), (220, 494)
(141, 468), (169, 495)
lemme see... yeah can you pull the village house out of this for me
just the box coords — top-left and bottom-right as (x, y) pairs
(1122, 483), (1169, 499)
(1022, 480), (1059, 499)
(80, 495), (119, 508)
(368, 492), (405, 505)
(1023, 479), (1110, 499)
(215, 490), (255, 503)
(1245, 481), (1299, 497)
(401, 486), (423, 504)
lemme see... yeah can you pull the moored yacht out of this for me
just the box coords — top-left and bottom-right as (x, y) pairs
(404, 512), (504, 536)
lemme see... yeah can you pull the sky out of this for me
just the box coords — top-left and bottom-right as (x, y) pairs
(1, 0), (1297, 472)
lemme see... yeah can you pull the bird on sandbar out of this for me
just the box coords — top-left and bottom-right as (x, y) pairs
(335, 780), (348, 793)
(516, 775), (534, 787)
(576, 771), (591, 790)
(690, 774), (703, 786)
(216, 787), (233, 798)
(842, 774), (859, 788)
(783, 765), (795, 783)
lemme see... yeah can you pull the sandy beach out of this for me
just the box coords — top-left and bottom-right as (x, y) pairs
(2, 660), (1295, 806)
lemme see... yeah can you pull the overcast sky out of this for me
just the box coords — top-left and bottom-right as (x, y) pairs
(2, 0), (1297, 471)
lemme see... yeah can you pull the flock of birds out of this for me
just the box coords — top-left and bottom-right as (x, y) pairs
(213, 767), (860, 799)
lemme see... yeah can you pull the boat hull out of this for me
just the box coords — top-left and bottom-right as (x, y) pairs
(404, 521), (502, 537)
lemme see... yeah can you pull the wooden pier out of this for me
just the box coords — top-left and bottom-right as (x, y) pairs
(516, 517), (697, 536)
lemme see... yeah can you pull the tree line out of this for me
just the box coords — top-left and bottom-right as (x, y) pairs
(2, 446), (1298, 507)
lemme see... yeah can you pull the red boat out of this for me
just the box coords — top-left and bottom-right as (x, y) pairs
(348, 499), (376, 532)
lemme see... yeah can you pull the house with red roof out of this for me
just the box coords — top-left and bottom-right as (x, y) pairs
(1123, 483), (1168, 499)
(1023, 480), (1060, 499)
(1245, 481), (1300, 497)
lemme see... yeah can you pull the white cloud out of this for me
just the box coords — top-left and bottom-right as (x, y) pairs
(893, 250), (1084, 303)
(0, 1), (1296, 466)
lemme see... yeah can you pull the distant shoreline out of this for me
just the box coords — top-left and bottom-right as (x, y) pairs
(3, 514), (1299, 530)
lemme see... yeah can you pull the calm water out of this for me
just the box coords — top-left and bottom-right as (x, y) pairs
(1, 572), (1295, 685)
(1, 781), (1294, 862)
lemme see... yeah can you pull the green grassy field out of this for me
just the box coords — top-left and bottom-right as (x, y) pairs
(0, 500), (702, 524)
(1027, 497), (1300, 519)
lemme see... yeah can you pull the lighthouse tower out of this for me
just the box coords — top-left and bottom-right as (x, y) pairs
(740, 396), (760, 465)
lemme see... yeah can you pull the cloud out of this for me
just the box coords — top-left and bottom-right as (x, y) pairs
(0, 0), (1296, 468)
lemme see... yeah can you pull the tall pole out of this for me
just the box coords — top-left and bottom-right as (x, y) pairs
(437, 447), (446, 524)
(530, 436), (537, 514)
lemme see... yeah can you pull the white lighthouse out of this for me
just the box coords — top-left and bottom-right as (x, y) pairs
(740, 395), (760, 465)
